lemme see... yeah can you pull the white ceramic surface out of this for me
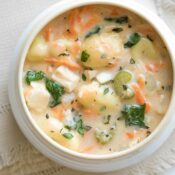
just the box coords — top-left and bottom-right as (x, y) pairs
(8, 0), (175, 172)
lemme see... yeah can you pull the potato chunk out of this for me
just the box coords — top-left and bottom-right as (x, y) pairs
(36, 116), (80, 151)
(78, 82), (121, 113)
(131, 38), (158, 60)
(27, 35), (49, 62)
(81, 33), (123, 68)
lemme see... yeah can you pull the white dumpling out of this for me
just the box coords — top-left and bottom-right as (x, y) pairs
(25, 82), (50, 113)
(36, 116), (80, 151)
(27, 35), (49, 62)
(78, 81), (121, 113)
(81, 33), (123, 68)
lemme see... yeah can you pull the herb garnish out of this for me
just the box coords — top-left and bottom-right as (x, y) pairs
(100, 106), (106, 112)
(82, 73), (87, 81)
(81, 50), (90, 62)
(25, 70), (45, 85)
(121, 104), (148, 128)
(58, 53), (70, 57)
(112, 27), (123, 33)
(62, 133), (74, 139)
(103, 115), (111, 124)
(130, 58), (136, 64)
(85, 26), (101, 38)
(45, 78), (65, 108)
(103, 88), (109, 95)
(124, 33), (141, 48)
(104, 16), (128, 24)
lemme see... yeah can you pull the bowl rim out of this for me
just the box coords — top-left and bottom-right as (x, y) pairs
(12, 0), (175, 160)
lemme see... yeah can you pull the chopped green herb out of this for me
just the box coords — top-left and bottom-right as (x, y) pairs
(82, 73), (87, 81)
(45, 114), (49, 119)
(104, 16), (128, 24)
(84, 125), (92, 131)
(81, 50), (90, 62)
(76, 119), (85, 135)
(112, 27), (123, 33)
(25, 70), (45, 85)
(85, 26), (101, 38)
(121, 104), (148, 128)
(45, 78), (64, 108)
(101, 54), (107, 59)
(100, 106), (106, 112)
(124, 33), (141, 48)
(146, 35), (153, 42)
(130, 58), (136, 64)
(103, 115), (111, 124)
(62, 133), (74, 139)
(103, 88), (109, 95)
(58, 53), (70, 57)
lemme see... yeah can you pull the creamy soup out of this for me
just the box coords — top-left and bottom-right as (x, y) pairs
(23, 5), (173, 154)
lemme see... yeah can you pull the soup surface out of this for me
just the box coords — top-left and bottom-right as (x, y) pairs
(23, 5), (173, 154)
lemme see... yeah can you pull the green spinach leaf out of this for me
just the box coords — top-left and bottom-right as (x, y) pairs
(121, 104), (148, 128)
(45, 78), (64, 108)
(85, 26), (101, 38)
(124, 33), (141, 48)
(25, 70), (45, 85)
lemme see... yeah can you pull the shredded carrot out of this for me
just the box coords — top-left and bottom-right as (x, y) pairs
(132, 83), (146, 104)
(69, 40), (81, 56)
(145, 101), (151, 113)
(43, 27), (52, 41)
(126, 132), (135, 139)
(145, 63), (164, 73)
(107, 60), (119, 68)
(45, 58), (82, 71)
(82, 16), (99, 32)
(71, 100), (81, 111)
(136, 24), (154, 35)
(69, 10), (80, 38)
(24, 88), (32, 97)
(51, 104), (65, 121)
(82, 108), (99, 117)
(137, 74), (145, 89)
(81, 145), (97, 153)
(132, 83), (151, 113)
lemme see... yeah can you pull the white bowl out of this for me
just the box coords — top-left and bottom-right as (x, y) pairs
(8, 0), (175, 172)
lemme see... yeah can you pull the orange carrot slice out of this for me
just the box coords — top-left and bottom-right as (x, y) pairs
(51, 104), (65, 121)
(45, 58), (82, 71)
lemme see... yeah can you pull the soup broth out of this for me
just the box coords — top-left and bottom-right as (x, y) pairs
(22, 5), (173, 154)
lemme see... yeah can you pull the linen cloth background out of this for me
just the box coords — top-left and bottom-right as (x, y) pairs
(0, 0), (175, 174)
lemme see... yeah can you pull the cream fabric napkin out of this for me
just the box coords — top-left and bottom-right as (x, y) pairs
(0, 0), (175, 174)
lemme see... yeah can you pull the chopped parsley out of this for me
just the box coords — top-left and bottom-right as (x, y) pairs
(130, 58), (136, 64)
(85, 26), (101, 38)
(112, 27), (123, 33)
(82, 73), (87, 81)
(81, 50), (90, 62)
(58, 52), (70, 57)
(103, 115), (111, 124)
(45, 114), (49, 119)
(25, 70), (45, 85)
(103, 88), (109, 95)
(104, 16), (128, 24)
(124, 33), (141, 48)
(62, 133), (74, 139)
